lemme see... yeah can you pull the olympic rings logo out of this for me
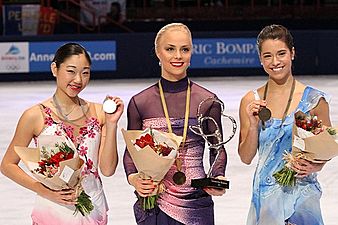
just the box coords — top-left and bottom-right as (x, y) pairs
(5, 64), (21, 71)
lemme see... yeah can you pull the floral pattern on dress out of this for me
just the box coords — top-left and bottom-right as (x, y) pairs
(41, 106), (101, 179)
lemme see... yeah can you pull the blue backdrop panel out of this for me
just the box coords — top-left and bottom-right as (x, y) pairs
(29, 41), (116, 72)
(191, 38), (260, 68)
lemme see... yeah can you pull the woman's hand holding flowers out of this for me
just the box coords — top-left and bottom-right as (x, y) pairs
(38, 184), (77, 205)
(129, 173), (157, 197)
(292, 158), (325, 178)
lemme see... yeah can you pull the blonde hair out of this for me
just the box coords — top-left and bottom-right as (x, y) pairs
(154, 23), (192, 51)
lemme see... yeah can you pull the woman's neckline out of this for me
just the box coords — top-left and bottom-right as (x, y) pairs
(159, 76), (189, 93)
(43, 103), (91, 126)
(268, 85), (309, 121)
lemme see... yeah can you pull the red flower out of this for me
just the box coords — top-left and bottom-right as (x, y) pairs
(65, 152), (74, 160)
(44, 107), (51, 115)
(295, 114), (323, 134)
(135, 132), (173, 156)
(79, 127), (88, 135)
(88, 130), (96, 138)
(135, 133), (155, 148)
(160, 146), (172, 156)
(86, 159), (93, 170)
(34, 142), (75, 176)
(49, 151), (65, 167)
(44, 117), (53, 126)
(78, 146), (88, 156)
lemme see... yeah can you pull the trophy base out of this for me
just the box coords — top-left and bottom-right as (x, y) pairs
(191, 177), (229, 189)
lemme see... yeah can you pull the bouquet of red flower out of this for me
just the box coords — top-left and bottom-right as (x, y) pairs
(134, 131), (176, 157)
(122, 128), (182, 210)
(34, 142), (74, 177)
(15, 135), (93, 216)
(273, 111), (338, 186)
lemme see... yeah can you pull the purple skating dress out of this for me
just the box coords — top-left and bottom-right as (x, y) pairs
(123, 77), (227, 225)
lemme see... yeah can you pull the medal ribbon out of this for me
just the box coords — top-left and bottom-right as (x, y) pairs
(158, 79), (191, 145)
(263, 77), (296, 126)
(159, 79), (190, 185)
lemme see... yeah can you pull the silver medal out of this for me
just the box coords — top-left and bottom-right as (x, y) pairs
(103, 99), (117, 114)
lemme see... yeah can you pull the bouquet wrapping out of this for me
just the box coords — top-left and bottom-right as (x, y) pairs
(273, 111), (338, 186)
(14, 135), (93, 216)
(121, 128), (182, 210)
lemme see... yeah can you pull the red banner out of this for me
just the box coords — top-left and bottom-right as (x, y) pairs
(38, 7), (57, 35)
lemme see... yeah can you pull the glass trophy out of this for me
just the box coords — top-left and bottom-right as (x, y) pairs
(189, 97), (237, 189)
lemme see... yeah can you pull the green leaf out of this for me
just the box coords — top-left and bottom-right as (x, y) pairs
(74, 191), (94, 216)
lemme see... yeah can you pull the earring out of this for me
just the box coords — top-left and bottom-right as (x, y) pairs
(260, 62), (263, 66)
(159, 61), (161, 67)
(292, 57), (294, 60)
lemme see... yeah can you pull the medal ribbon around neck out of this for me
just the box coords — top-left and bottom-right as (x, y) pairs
(158, 79), (190, 185)
(263, 77), (296, 128)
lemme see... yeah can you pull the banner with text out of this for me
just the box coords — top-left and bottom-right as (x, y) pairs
(0, 41), (116, 73)
(3, 5), (22, 35)
(191, 38), (260, 68)
(29, 41), (116, 72)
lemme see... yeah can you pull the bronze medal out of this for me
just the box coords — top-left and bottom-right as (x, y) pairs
(173, 171), (186, 185)
(173, 158), (186, 185)
(258, 107), (271, 122)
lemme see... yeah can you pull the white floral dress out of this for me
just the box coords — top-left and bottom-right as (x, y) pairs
(31, 104), (108, 225)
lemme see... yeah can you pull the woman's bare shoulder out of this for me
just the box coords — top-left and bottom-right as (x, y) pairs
(21, 104), (44, 122)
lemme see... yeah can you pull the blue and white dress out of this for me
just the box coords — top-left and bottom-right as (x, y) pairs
(247, 86), (329, 225)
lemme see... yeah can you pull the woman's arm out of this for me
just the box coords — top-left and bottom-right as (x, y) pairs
(98, 97), (124, 177)
(124, 97), (141, 182)
(0, 106), (77, 205)
(311, 97), (331, 127)
(123, 97), (156, 197)
(238, 92), (266, 165)
(293, 97), (331, 177)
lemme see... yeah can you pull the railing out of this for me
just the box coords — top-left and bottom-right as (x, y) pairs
(57, 0), (96, 32)
(56, 0), (133, 33)
(127, 0), (338, 21)
(97, 15), (134, 33)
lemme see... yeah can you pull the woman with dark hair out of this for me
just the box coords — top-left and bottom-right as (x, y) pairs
(0, 43), (124, 225)
(238, 24), (331, 225)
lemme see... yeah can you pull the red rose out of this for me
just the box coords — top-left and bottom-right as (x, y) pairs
(160, 145), (172, 156)
(50, 151), (65, 167)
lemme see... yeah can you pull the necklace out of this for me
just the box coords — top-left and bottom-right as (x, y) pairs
(263, 77), (296, 129)
(63, 103), (77, 117)
(158, 79), (190, 185)
(52, 94), (87, 124)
